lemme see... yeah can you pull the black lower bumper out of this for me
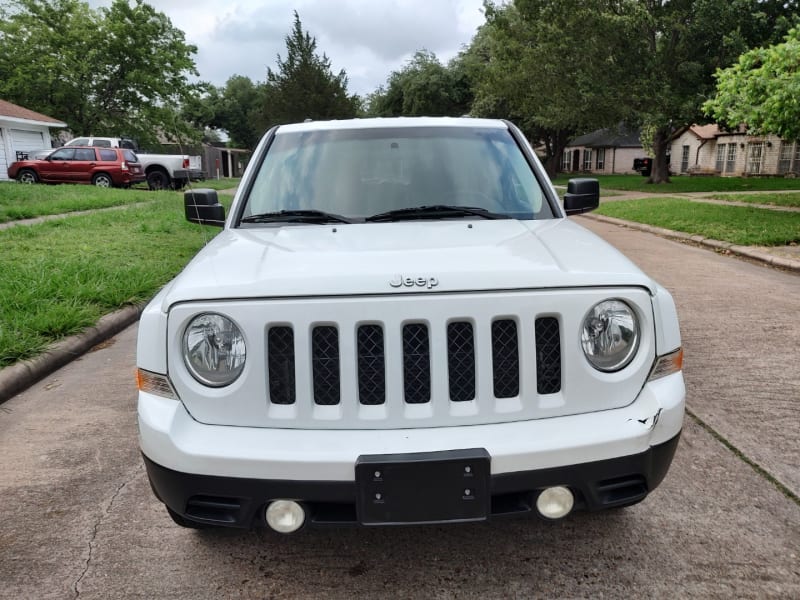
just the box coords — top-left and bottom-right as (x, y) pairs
(173, 169), (205, 182)
(143, 432), (680, 529)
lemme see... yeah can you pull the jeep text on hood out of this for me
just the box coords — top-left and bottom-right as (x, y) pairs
(137, 117), (685, 531)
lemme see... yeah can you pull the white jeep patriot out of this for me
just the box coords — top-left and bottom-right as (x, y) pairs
(136, 117), (684, 531)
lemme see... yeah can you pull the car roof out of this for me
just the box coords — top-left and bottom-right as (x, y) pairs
(275, 116), (509, 134)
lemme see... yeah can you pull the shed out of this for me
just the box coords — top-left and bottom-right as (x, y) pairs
(0, 99), (67, 181)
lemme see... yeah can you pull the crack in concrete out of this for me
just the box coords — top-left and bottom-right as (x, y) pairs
(73, 463), (144, 599)
(687, 409), (800, 507)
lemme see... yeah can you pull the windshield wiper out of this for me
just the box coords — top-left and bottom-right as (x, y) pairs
(365, 205), (510, 222)
(241, 209), (354, 224)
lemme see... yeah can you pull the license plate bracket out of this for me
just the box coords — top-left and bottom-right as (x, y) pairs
(355, 448), (490, 525)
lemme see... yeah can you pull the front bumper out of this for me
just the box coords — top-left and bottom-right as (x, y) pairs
(144, 434), (680, 528)
(139, 372), (684, 527)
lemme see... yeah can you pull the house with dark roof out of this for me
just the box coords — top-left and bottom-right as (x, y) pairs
(562, 125), (646, 174)
(0, 99), (67, 181)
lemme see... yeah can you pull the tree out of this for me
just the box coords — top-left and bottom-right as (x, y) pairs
(0, 0), (201, 147)
(261, 12), (359, 127)
(368, 50), (473, 117)
(468, 1), (638, 176)
(622, 0), (798, 183)
(703, 28), (800, 141)
(461, 0), (797, 182)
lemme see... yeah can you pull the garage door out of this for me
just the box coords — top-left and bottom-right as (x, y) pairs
(11, 129), (46, 157)
(0, 129), (7, 180)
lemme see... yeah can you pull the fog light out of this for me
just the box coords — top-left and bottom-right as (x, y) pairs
(265, 500), (305, 533)
(536, 486), (574, 520)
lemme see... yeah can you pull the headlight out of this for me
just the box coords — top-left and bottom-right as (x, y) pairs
(581, 300), (640, 372)
(182, 313), (246, 386)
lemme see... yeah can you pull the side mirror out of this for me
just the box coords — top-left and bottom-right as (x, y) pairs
(563, 178), (599, 215)
(185, 189), (225, 227)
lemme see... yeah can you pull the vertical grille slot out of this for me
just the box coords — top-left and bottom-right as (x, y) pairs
(311, 326), (340, 405)
(402, 323), (431, 404)
(535, 317), (562, 394)
(357, 325), (386, 405)
(492, 319), (520, 398)
(267, 326), (295, 405)
(447, 321), (475, 402)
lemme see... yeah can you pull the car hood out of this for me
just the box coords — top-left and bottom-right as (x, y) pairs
(161, 218), (655, 308)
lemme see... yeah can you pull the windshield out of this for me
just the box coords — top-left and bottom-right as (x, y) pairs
(240, 126), (555, 223)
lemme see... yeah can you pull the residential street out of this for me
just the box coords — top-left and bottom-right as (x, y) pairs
(0, 219), (798, 599)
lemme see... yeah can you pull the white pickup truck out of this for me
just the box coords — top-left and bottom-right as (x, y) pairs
(64, 136), (204, 190)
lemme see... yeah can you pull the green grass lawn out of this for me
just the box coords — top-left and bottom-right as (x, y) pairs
(552, 174), (800, 194)
(0, 182), (166, 223)
(188, 177), (241, 191)
(0, 196), (218, 367)
(1, 177), (797, 370)
(709, 192), (800, 208)
(595, 197), (800, 246)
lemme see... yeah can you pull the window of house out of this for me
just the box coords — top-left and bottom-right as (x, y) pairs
(561, 150), (571, 172)
(747, 142), (764, 174)
(726, 144), (737, 173)
(680, 145), (690, 173)
(582, 148), (592, 171)
(595, 148), (605, 171)
(715, 144), (725, 172)
(794, 144), (800, 174)
(778, 142), (794, 174)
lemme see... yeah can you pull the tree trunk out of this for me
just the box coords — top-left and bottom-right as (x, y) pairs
(647, 126), (672, 184)
(542, 129), (571, 179)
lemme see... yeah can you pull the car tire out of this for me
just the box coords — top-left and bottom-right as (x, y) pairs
(147, 169), (170, 191)
(166, 506), (212, 529)
(92, 173), (113, 188)
(17, 169), (38, 184)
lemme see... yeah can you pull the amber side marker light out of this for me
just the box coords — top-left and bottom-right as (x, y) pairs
(648, 348), (683, 382)
(137, 368), (178, 399)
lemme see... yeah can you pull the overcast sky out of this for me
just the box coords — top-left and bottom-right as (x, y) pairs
(87, 0), (487, 96)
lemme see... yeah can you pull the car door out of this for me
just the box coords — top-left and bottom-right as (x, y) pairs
(41, 148), (76, 182)
(70, 147), (98, 183)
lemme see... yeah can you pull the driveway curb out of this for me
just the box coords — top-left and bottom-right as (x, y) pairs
(584, 214), (800, 273)
(0, 304), (143, 404)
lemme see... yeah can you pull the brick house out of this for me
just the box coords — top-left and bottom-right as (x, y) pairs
(562, 125), (646, 174)
(670, 124), (800, 176)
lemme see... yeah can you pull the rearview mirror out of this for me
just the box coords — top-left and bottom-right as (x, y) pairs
(185, 189), (225, 227)
(563, 178), (600, 215)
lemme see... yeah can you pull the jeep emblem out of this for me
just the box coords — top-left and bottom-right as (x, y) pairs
(390, 274), (439, 289)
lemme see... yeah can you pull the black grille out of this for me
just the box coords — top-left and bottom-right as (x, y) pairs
(357, 325), (386, 405)
(447, 321), (475, 402)
(492, 319), (520, 398)
(311, 326), (340, 405)
(267, 326), (295, 405)
(402, 323), (431, 404)
(535, 317), (562, 394)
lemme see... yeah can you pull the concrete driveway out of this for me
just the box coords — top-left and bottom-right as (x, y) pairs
(0, 219), (798, 599)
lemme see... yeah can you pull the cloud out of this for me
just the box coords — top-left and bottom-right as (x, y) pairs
(80, 0), (486, 95)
